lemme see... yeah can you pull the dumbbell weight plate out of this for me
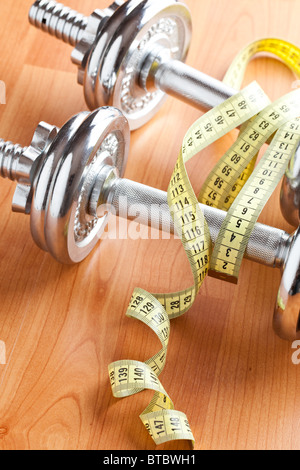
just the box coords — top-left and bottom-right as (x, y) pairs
(30, 112), (89, 252)
(44, 107), (130, 264)
(83, 0), (192, 129)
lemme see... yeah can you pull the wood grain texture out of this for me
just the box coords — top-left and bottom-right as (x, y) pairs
(0, 0), (299, 451)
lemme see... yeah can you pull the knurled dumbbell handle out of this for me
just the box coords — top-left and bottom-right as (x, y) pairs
(107, 177), (290, 269)
(152, 59), (236, 110)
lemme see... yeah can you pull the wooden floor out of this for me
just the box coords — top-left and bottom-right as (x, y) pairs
(0, 0), (299, 451)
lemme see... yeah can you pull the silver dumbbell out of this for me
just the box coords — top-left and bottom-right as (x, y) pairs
(28, 0), (300, 229)
(28, 0), (235, 130)
(0, 107), (299, 340)
(280, 151), (300, 227)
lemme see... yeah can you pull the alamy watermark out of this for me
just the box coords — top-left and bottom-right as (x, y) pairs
(0, 340), (6, 365)
(95, 199), (209, 246)
(292, 340), (300, 365)
(0, 80), (6, 104)
(292, 80), (300, 90)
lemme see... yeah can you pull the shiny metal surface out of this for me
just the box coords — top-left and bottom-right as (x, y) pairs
(29, 0), (89, 46)
(0, 141), (27, 181)
(83, 0), (192, 130)
(45, 107), (130, 263)
(274, 227), (300, 340)
(0, 107), (129, 263)
(28, 1), (300, 224)
(0, 107), (299, 339)
(29, 0), (300, 227)
(280, 146), (300, 228)
(0, 107), (294, 270)
(101, 173), (299, 340)
(0, 122), (57, 185)
(29, 0), (192, 130)
(30, 113), (88, 251)
(103, 175), (291, 269)
(151, 58), (236, 110)
(28, 0), (233, 122)
(0, 122), (58, 214)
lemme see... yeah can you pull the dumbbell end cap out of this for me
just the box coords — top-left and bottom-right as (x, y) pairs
(273, 227), (300, 341)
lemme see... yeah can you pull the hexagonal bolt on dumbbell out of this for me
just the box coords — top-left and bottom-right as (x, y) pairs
(0, 124), (58, 213)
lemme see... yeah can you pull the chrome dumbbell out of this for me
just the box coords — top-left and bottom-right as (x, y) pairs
(28, 0), (300, 228)
(280, 151), (300, 227)
(28, 0), (235, 130)
(0, 107), (299, 340)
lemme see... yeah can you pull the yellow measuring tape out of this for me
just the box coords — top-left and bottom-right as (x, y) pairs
(213, 38), (300, 212)
(198, 91), (300, 212)
(109, 82), (269, 446)
(209, 114), (300, 282)
(108, 39), (300, 447)
(223, 38), (300, 90)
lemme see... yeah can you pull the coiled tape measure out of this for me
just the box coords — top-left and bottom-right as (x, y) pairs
(108, 39), (300, 447)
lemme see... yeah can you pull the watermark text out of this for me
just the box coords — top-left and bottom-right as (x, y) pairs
(292, 340), (300, 365)
(0, 80), (6, 104)
(0, 340), (6, 365)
